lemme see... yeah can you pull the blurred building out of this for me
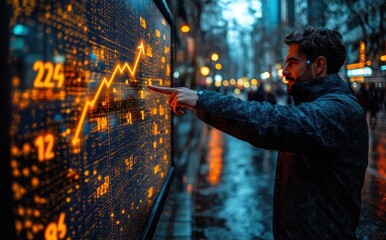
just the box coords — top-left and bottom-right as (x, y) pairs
(254, 0), (283, 81)
(166, 0), (200, 89)
(326, 0), (386, 91)
(285, 0), (327, 27)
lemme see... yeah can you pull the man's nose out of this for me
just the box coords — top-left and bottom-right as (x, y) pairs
(282, 65), (289, 76)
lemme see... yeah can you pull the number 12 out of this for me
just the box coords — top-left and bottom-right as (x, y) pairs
(34, 133), (55, 161)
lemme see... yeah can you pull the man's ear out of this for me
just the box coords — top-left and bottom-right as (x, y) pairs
(315, 56), (327, 76)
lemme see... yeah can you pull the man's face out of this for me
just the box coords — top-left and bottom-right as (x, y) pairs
(282, 43), (315, 95)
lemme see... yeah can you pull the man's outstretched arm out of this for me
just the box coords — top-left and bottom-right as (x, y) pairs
(147, 85), (199, 115)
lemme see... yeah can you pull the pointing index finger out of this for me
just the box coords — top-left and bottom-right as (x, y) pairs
(147, 85), (176, 95)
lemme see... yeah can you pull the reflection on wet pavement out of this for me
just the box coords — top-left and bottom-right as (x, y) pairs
(194, 111), (386, 239)
(194, 128), (276, 239)
(356, 111), (386, 239)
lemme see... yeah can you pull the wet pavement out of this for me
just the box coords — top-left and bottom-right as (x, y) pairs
(154, 107), (386, 239)
(356, 110), (386, 239)
(194, 128), (276, 239)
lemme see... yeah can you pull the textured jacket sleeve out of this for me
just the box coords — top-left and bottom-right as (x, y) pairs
(195, 90), (365, 156)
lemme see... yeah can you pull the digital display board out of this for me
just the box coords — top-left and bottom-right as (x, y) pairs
(3, 0), (173, 239)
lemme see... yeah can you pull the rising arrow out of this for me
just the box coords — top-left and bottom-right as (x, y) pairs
(72, 41), (145, 146)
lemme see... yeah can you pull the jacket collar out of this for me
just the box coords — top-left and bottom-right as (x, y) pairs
(291, 74), (352, 104)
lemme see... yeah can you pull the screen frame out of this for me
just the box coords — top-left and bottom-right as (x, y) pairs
(1, 0), (14, 239)
(137, 0), (175, 239)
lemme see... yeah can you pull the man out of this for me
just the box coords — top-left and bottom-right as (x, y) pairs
(148, 26), (368, 239)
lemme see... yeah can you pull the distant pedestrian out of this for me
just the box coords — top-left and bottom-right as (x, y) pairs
(148, 26), (368, 239)
(356, 83), (368, 111)
(265, 89), (276, 105)
(367, 82), (380, 129)
(382, 84), (386, 110)
(380, 84), (385, 111)
(248, 82), (266, 102)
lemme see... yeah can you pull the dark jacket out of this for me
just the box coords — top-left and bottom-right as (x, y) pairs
(195, 74), (368, 239)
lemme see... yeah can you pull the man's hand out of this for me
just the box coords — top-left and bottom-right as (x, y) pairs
(147, 85), (199, 116)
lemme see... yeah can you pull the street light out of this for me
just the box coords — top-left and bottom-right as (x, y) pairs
(261, 71), (270, 79)
(180, 23), (190, 33)
(215, 63), (222, 70)
(211, 53), (219, 61)
(200, 66), (210, 76)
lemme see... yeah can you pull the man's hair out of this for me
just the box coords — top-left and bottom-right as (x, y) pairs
(284, 26), (347, 74)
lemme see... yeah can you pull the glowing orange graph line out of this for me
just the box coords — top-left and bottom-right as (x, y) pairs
(72, 41), (145, 145)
